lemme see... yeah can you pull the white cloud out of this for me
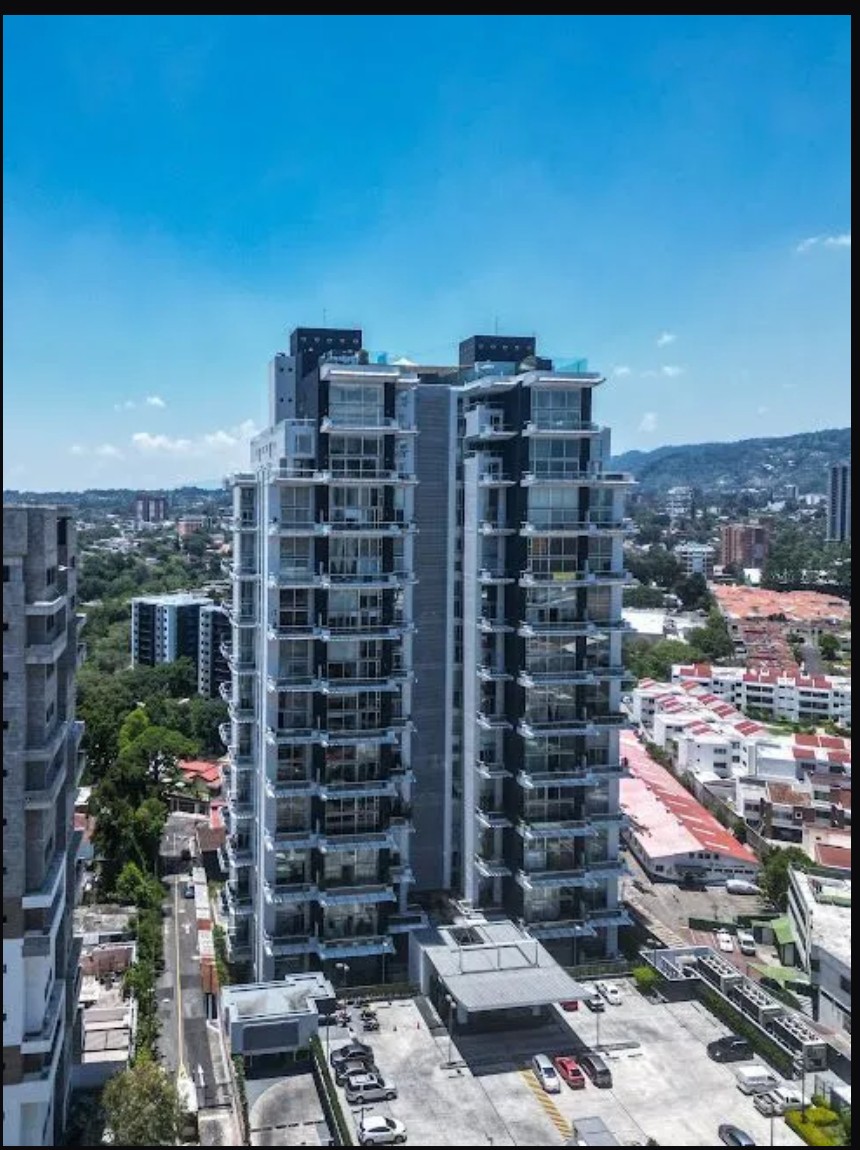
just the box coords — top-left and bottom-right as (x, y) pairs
(656, 331), (676, 347)
(660, 365), (684, 378)
(638, 412), (658, 433)
(144, 395), (166, 408)
(612, 365), (632, 377)
(69, 442), (123, 459)
(131, 432), (194, 453)
(795, 233), (851, 253)
(131, 419), (260, 460)
(113, 399), (137, 411)
(756, 405), (769, 417)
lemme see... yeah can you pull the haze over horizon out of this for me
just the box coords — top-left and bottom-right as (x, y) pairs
(3, 16), (850, 490)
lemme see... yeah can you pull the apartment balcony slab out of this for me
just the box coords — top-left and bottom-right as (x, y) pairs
(320, 415), (417, 435)
(268, 623), (326, 640)
(520, 470), (632, 486)
(25, 758), (69, 810)
(22, 847), (67, 910)
(522, 420), (603, 437)
(265, 777), (320, 799)
(474, 855), (512, 879)
(517, 819), (597, 840)
(518, 569), (633, 588)
(478, 472), (517, 487)
(263, 882), (319, 906)
(478, 569), (515, 585)
(517, 619), (630, 637)
(266, 829), (319, 851)
(263, 933), (314, 957)
(22, 980), (65, 1055)
(476, 712), (512, 731)
(477, 665), (513, 682)
(320, 623), (414, 641)
(317, 884), (396, 907)
(476, 760), (511, 780)
(312, 936), (395, 960)
(25, 593), (68, 616)
(318, 779), (398, 801)
(317, 830), (397, 853)
(388, 908), (429, 933)
(478, 617), (514, 634)
(25, 630), (68, 665)
(587, 907), (633, 929)
(525, 919), (598, 940)
(475, 808), (512, 830)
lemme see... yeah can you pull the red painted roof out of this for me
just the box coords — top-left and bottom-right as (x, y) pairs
(619, 731), (757, 865)
(814, 843), (852, 870)
(179, 759), (223, 787)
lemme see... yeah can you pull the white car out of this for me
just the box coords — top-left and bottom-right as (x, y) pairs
(736, 930), (756, 956)
(345, 1072), (398, 1104)
(531, 1053), (561, 1094)
(358, 1115), (407, 1145)
(595, 981), (622, 1006)
(715, 931), (734, 953)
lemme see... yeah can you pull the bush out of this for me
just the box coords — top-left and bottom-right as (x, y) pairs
(806, 1106), (840, 1128)
(232, 1055), (249, 1138)
(785, 1110), (842, 1147)
(310, 1035), (352, 1146)
(632, 965), (660, 994)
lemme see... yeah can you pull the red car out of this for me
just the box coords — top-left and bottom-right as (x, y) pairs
(559, 1000), (579, 1012)
(554, 1056), (586, 1089)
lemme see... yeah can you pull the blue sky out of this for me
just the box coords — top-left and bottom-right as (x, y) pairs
(3, 15), (851, 490)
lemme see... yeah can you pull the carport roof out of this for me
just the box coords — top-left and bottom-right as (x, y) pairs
(415, 918), (588, 1013)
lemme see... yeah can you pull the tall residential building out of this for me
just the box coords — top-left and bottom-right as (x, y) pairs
(826, 462), (851, 543)
(222, 327), (632, 982)
(198, 604), (231, 699)
(674, 542), (716, 578)
(133, 492), (168, 527)
(130, 591), (213, 671)
(665, 486), (692, 521)
(719, 522), (769, 569)
(3, 505), (85, 1147)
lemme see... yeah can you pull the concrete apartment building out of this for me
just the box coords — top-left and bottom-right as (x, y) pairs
(197, 603), (230, 699)
(669, 662), (852, 728)
(132, 492), (167, 527)
(130, 590), (213, 670)
(674, 541), (716, 578)
(787, 868), (851, 1039)
(3, 505), (85, 1147)
(222, 327), (632, 983)
(665, 485), (692, 521)
(827, 461), (851, 543)
(719, 522), (769, 568)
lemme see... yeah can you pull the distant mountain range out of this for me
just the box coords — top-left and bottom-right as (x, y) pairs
(610, 428), (850, 495)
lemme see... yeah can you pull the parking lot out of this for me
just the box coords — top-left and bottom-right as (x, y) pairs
(327, 984), (805, 1146)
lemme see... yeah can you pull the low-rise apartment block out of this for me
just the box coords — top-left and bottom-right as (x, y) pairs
(787, 868), (851, 1038)
(671, 662), (851, 728)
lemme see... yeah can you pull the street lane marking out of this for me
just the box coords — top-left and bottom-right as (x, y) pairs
(519, 1069), (573, 1141)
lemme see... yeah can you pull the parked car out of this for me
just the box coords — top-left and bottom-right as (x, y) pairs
(344, 1072), (397, 1104)
(736, 930), (757, 956)
(330, 1040), (373, 1069)
(707, 1036), (752, 1063)
(183, 882), (195, 899)
(595, 981), (622, 1006)
(531, 1053), (561, 1094)
(753, 1087), (803, 1117)
(358, 1115), (407, 1145)
(735, 1065), (780, 1096)
(584, 992), (605, 1012)
(559, 1000), (580, 1012)
(335, 1057), (378, 1086)
(579, 1053), (613, 1088)
(715, 930), (735, 953)
(718, 1124), (756, 1146)
(553, 1056), (586, 1089)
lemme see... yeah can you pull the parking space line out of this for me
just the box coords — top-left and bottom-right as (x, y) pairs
(519, 1070), (573, 1141)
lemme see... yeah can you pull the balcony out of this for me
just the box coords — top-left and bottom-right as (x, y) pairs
(267, 518), (329, 538)
(265, 828), (319, 851)
(319, 671), (412, 695)
(227, 745), (255, 772)
(263, 931), (314, 957)
(319, 722), (411, 748)
(476, 807), (511, 830)
(318, 778), (398, 801)
(522, 420), (603, 437)
(517, 618), (630, 638)
(388, 907), (429, 933)
(464, 407), (517, 441)
(478, 616), (514, 634)
(517, 666), (628, 688)
(224, 887), (254, 918)
(518, 714), (626, 740)
(479, 520), (516, 536)
(266, 673), (322, 693)
(224, 839), (255, 868)
(321, 414), (417, 435)
(25, 592), (68, 616)
(263, 881), (318, 906)
(520, 469), (632, 486)
(323, 517), (418, 538)
(586, 906), (633, 929)
(226, 800), (255, 822)
(476, 711), (511, 731)
(526, 919), (598, 940)
(474, 854), (512, 879)
(317, 829), (397, 853)
(226, 603), (258, 627)
(478, 569), (514, 585)
(515, 867), (596, 890)
(225, 934), (252, 963)
(312, 935), (395, 960)
(25, 629), (68, 665)
(516, 761), (627, 789)
(222, 558), (259, 580)
(518, 568), (633, 588)
(265, 776), (319, 799)
(478, 665), (513, 683)
(328, 469), (418, 485)
(520, 516), (633, 538)
(23, 847), (67, 910)
(228, 700), (256, 724)
(24, 756), (68, 810)
(478, 471), (516, 487)
(231, 514), (258, 532)
(317, 883), (396, 907)
(516, 819), (597, 841)
(476, 758), (511, 780)
(325, 570), (416, 590)
(268, 621), (326, 640)
(22, 980), (65, 1054)
(220, 640), (255, 673)
(268, 570), (329, 590)
(320, 622), (414, 641)
(273, 464), (330, 484)
(266, 726), (325, 747)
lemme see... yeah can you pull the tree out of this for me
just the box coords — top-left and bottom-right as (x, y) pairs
(673, 572), (710, 611)
(818, 632), (840, 661)
(101, 1057), (183, 1146)
(759, 846), (813, 911)
(625, 637), (706, 682)
(118, 707), (152, 754)
(687, 609), (735, 662)
(114, 861), (162, 909)
(623, 585), (667, 609)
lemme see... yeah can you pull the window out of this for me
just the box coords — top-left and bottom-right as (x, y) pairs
(2, 566), (9, 582)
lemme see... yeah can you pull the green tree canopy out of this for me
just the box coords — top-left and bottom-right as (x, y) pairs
(625, 638), (705, 682)
(101, 1057), (184, 1146)
(759, 846), (813, 911)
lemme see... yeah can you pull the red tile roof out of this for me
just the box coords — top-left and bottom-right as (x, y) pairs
(179, 759), (223, 788)
(814, 843), (852, 870)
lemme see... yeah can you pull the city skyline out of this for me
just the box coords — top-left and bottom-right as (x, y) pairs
(3, 15), (851, 490)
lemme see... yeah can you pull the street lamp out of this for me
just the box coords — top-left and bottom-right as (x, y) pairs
(335, 962), (350, 999)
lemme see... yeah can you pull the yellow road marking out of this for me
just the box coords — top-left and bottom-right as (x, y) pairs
(520, 1069), (573, 1139)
